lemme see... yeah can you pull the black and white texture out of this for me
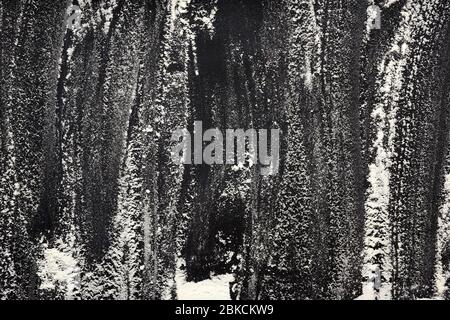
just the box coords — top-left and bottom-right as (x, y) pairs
(1, 0), (450, 300)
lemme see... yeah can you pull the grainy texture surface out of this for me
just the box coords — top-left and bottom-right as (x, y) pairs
(1, 0), (450, 300)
